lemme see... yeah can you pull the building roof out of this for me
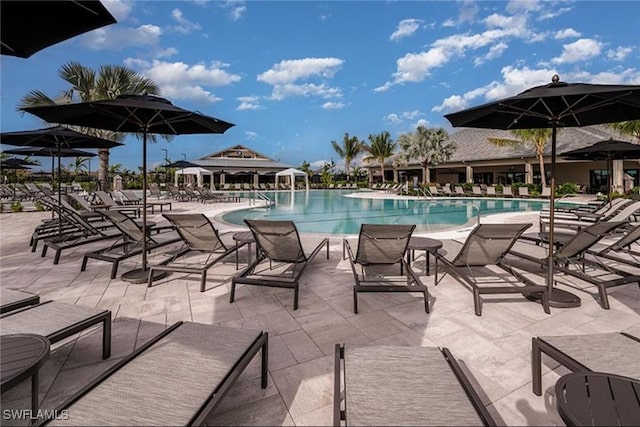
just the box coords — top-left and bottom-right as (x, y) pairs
(194, 144), (293, 171)
(447, 125), (633, 163)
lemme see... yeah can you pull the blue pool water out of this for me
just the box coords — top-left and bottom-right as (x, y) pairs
(221, 190), (575, 234)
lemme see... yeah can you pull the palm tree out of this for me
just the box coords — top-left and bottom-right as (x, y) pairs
(488, 129), (555, 188)
(397, 126), (455, 184)
(69, 156), (90, 176)
(607, 121), (640, 142)
(331, 133), (363, 181)
(363, 131), (396, 181)
(299, 160), (313, 178)
(18, 61), (160, 191)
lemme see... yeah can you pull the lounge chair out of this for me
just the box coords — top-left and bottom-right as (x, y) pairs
(485, 186), (497, 197)
(441, 184), (453, 196)
(147, 214), (238, 292)
(344, 224), (428, 314)
(454, 185), (467, 197)
(120, 189), (172, 213)
(586, 223), (640, 268)
(540, 200), (640, 234)
(540, 197), (632, 223)
(334, 344), (496, 426)
(428, 185), (441, 197)
(231, 219), (329, 310)
(0, 301), (111, 359)
(81, 210), (181, 279)
(509, 221), (640, 309)
(0, 288), (40, 314)
(501, 186), (514, 198)
(540, 187), (551, 198)
(471, 185), (484, 197)
(435, 223), (549, 316)
(531, 332), (640, 396)
(93, 190), (143, 217)
(517, 187), (530, 198)
(40, 322), (267, 426)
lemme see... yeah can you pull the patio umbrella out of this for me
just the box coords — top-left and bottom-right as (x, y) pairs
(22, 94), (235, 283)
(1, 0), (117, 58)
(3, 146), (97, 193)
(164, 160), (200, 187)
(1, 126), (122, 229)
(562, 138), (640, 202)
(444, 74), (640, 308)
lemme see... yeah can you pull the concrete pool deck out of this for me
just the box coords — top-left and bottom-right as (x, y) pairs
(1, 194), (638, 426)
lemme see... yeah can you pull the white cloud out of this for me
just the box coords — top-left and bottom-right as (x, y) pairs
(245, 131), (258, 140)
(220, 0), (246, 21)
(403, 110), (421, 120)
(102, 0), (133, 21)
(474, 42), (508, 66)
(390, 19), (422, 42)
(124, 59), (241, 103)
(322, 102), (345, 110)
(171, 9), (202, 34)
(258, 58), (344, 101)
(310, 160), (329, 169)
(607, 46), (633, 62)
(552, 38), (602, 64)
(81, 24), (162, 50)
(506, 0), (543, 14)
(385, 113), (401, 124)
(554, 28), (581, 39)
(237, 96), (263, 110)
(156, 47), (179, 58)
(412, 119), (429, 129)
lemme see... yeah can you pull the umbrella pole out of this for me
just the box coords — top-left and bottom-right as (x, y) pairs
(121, 130), (167, 284)
(57, 145), (62, 233)
(544, 125), (581, 307)
(51, 155), (55, 219)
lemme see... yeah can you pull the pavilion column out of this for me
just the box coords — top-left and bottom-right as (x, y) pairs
(424, 167), (430, 185)
(393, 168), (398, 182)
(220, 173), (225, 186)
(612, 159), (624, 193)
(253, 172), (259, 188)
(465, 165), (473, 183)
(524, 162), (533, 184)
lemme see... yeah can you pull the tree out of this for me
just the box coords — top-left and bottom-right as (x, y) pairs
(607, 121), (640, 142)
(488, 129), (554, 188)
(299, 160), (313, 178)
(363, 131), (396, 181)
(69, 156), (90, 176)
(18, 61), (160, 191)
(397, 126), (455, 184)
(331, 133), (363, 181)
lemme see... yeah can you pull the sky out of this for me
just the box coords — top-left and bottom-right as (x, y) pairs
(1, 0), (639, 173)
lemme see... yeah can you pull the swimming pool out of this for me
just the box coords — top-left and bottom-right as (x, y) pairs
(221, 190), (575, 234)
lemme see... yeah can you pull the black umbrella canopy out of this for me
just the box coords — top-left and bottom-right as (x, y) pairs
(21, 94), (235, 283)
(1, 0), (117, 58)
(0, 158), (37, 169)
(562, 138), (640, 160)
(21, 94), (235, 135)
(0, 126), (123, 150)
(3, 146), (97, 158)
(444, 75), (640, 309)
(444, 77), (640, 129)
(164, 160), (200, 169)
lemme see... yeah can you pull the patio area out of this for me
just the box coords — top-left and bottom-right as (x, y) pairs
(1, 200), (639, 426)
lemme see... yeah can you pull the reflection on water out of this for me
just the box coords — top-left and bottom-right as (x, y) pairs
(221, 190), (574, 234)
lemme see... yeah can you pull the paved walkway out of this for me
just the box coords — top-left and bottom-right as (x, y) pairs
(1, 196), (638, 426)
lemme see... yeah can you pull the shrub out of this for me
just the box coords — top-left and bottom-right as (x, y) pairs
(556, 182), (580, 196)
(11, 201), (23, 213)
(34, 201), (45, 212)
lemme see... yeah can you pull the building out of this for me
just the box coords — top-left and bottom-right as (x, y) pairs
(365, 125), (638, 193)
(194, 144), (293, 187)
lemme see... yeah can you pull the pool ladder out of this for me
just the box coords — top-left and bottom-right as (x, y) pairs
(250, 191), (274, 208)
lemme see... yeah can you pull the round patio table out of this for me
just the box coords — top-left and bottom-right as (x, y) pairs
(1, 334), (50, 415)
(406, 237), (443, 277)
(555, 371), (640, 426)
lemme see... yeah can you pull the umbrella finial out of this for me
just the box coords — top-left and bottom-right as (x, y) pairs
(551, 74), (560, 83)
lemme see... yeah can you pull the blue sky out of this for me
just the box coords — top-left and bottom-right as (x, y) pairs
(2, 0), (639, 173)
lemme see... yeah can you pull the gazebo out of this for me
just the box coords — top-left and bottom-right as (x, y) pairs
(175, 167), (214, 189)
(275, 168), (309, 191)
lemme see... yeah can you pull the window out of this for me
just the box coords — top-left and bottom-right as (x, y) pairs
(590, 169), (609, 193)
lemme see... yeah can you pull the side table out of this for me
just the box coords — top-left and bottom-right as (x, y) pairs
(233, 231), (257, 269)
(406, 237), (443, 278)
(1, 334), (50, 415)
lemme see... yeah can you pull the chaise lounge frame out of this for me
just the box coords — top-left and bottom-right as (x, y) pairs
(38, 321), (268, 426)
(0, 288), (40, 314)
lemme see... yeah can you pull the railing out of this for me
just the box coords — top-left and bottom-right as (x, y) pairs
(470, 203), (481, 225)
(418, 187), (434, 200)
(250, 190), (274, 207)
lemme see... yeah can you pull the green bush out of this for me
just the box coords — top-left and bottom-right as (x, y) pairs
(11, 201), (23, 213)
(556, 182), (580, 196)
(34, 201), (45, 212)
